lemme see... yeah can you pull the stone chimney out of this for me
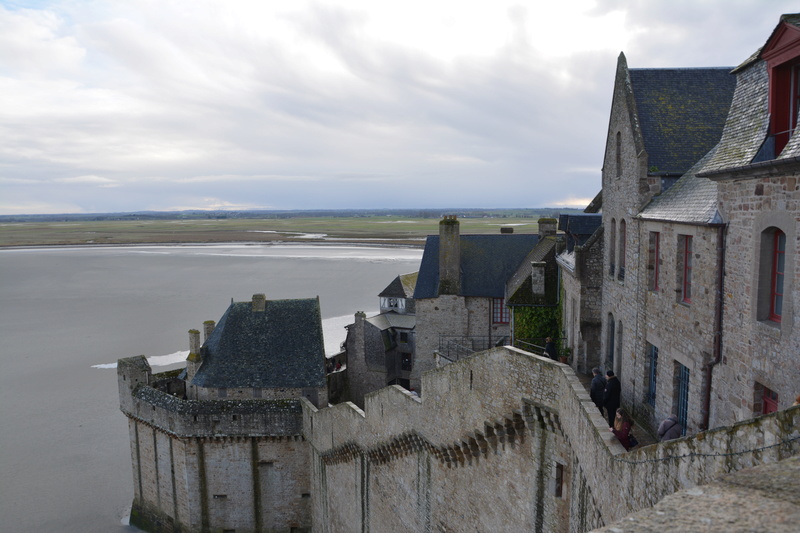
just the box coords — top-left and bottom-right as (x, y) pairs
(438, 215), (461, 295)
(252, 293), (266, 312)
(186, 329), (202, 383)
(538, 217), (557, 238)
(531, 261), (546, 296)
(500, 227), (514, 234)
(203, 320), (215, 341)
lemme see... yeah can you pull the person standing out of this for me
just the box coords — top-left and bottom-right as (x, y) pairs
(603, 370), (621, 427)
(610, 408), (634, 450)
(544, 337), (558, 361)
(590, 367), (606, 415)
(657, 414), (682, 441)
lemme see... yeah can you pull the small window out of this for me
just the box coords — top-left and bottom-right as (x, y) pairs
(647, 232), (660, 291)
(677, 235), (693, 304)
(770, 230), (786, 322)
(554, 463), (564, 498)
(763, 386), (779, 414)
(615, 131), (622, 178)
(492, 298), (509, 324)
(757, 227), (787, 323)
(399, 332), (409, 343)
(646, 343), (658, 407)
(618, 220), (626, 281)
(608, 218), (617, 277)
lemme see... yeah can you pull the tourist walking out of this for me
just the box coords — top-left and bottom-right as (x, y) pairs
(590, 367), (606, 415)
(658, 414), (682, 441)
(610, 408), (634, 450)
(603, 370), (621, 427)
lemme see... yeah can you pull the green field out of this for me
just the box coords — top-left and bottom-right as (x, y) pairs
(0, 216), (543, 247)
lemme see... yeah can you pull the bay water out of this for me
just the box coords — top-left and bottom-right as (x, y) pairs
(0, 243), (422, 532)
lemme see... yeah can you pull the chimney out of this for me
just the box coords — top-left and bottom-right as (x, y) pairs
(500, 227), (514, 234)
(531, 261), (546, 296)
(189, 329), (201, 355)
(438, 215), (461, 295)
(252, 293), (266, 312)
(203, 320), (215, 341)
(538, 217), (557, 238)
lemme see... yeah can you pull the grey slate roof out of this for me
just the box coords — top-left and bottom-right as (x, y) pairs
(505, 236), (559, 306)
(191, 298), (326, 389)
(560, 214), (602, 252)
(413, 234), (538, 299)
(366, 312), (416, 331)
(378, 272), (418, 298)
(639, 145), (723, 225)
(702, 15), (800, 174)
(629, 67), (735, 177)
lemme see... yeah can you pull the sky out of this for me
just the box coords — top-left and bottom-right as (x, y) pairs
(0, 1), (797, 215)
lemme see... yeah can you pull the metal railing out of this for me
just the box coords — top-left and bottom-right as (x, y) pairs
(437, 335), (510, 362)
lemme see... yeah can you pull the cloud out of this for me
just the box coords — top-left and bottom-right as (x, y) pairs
(0, 1), (797, 214)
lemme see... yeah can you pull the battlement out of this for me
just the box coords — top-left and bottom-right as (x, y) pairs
(304, 346), (800, 530)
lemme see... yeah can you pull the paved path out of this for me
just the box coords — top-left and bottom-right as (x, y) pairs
(575, 372), (658, 449)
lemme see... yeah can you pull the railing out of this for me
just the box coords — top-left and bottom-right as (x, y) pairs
(513, 337), (567, 359)
(437, 335), (510, 362)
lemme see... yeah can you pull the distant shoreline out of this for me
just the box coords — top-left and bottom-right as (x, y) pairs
(0, 239), (426, 251)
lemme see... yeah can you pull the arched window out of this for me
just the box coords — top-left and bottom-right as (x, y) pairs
(758, 227), (786, 323)
(608, 218), (617, 277)
(607, 313), (615, 370)
(618, 219), (627, 281)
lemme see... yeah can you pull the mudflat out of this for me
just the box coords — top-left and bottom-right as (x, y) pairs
(0, 216), (541, 247)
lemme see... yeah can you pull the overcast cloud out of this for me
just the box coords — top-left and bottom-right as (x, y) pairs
(0, 1), (795, 214)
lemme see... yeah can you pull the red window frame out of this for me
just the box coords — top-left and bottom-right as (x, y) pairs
(770, 230), (786, 322)
(762, 386), (779, 414)
(492, 298), (509, 324)
(682, 236), (692, 303)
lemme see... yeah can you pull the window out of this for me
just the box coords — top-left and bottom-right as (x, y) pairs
(646, 343), (658, 407)
(492, 298), (509, 324)
(608, 218), (617, 277)
(381, 297), (405, 311)
(647, 232), (660, 291)
(554, 463), (564, 498)
(769, 60), (800, 156)
(615, 131), (622, 178)
(399, 331), (409, 343)
(673, 362), (689, 436)
(758, 227), (787, 323)
(618, 220), (626, 281)
(763, 386), (779, 414)
(771, 230), (786, 322)
(606, 314), (615, 370)
(677, 235), (693, 304)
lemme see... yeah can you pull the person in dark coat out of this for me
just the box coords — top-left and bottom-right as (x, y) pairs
(603, 370), (621, 427)
(590, 367), (606, 415)
(544, 337), (558, 361)
(657, 414), (682, 441)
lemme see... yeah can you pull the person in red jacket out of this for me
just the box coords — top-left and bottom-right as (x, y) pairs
(610, 408), (633, 450)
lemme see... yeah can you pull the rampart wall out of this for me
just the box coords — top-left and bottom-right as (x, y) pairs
(303, 346), (800, 532)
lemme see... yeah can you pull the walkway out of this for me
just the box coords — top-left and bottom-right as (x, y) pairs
(575, 371), (658, 448)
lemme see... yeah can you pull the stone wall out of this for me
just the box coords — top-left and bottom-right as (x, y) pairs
(119, 356), (312, 533)
(713, 170), (800, 424)
(303, 346), (800, 533)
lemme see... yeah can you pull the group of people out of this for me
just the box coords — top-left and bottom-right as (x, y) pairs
(589, 367), (682, 451)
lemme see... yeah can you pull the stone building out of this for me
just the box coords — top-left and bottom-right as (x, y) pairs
(343, 272), (418, 408)
(411, 215), (539, 390)
(597, 53), (737, 435)
(119, 294), (326, 533)
(556, 213), (604, 374)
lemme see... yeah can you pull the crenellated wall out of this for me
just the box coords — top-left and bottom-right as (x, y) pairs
(303, 346), (800, 532)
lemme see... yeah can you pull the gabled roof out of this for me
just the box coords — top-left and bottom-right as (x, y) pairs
(639, 145), (723, 225)
(413, 234), (538, 299)
(628, 66), (736, 177)
(191, 298), (325, 389)
(378, 272), (418, 298)
(560, 214), (603, 251)
(505, 236), (559, 306)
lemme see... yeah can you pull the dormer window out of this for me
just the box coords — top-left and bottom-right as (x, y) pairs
(380, 296), (405, 311)
(761, 18), (800, 157)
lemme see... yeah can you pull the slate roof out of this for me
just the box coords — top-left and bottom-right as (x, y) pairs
(366, 312), (416, 331)
(378, 272), (418, 298)
(560, 214), (602, 252)
(191, 298), (326, 389)
(413, 234), (538, 299)
(505, 236), (559, 306)
(629, 67), (736, 176)
(639, 145), (723, 224)
(701, 15), (800, 175)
